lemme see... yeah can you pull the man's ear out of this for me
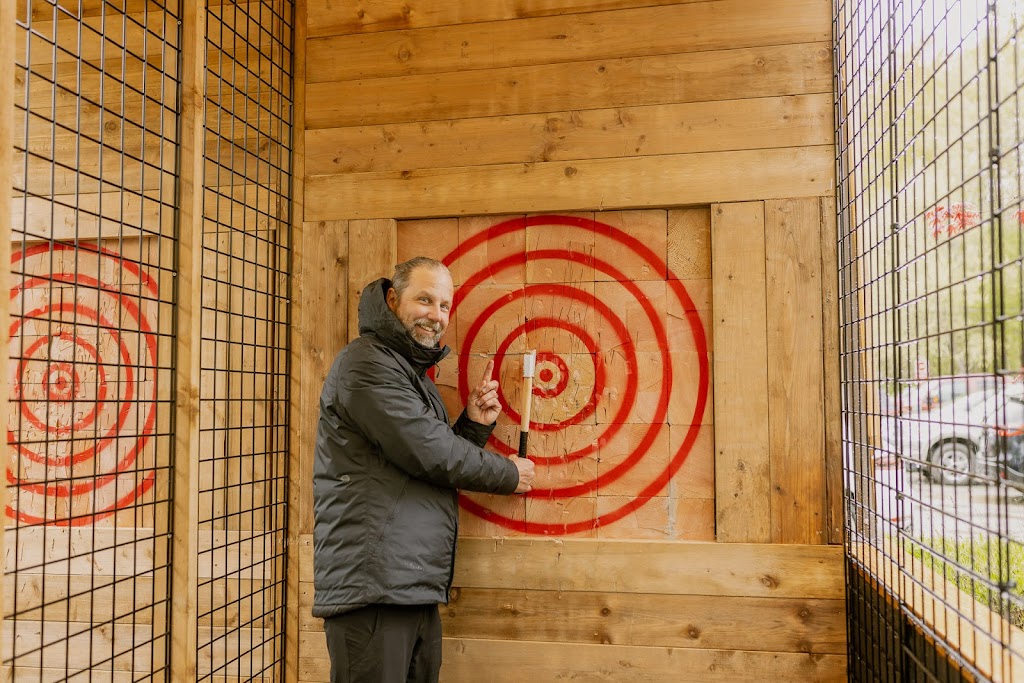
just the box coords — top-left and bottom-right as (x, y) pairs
(386, 287), (398, 313)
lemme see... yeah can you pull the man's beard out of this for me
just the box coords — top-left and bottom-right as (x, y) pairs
(405, 317), (443, 348)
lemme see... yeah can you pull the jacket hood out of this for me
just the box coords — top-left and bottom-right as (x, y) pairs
(357, 277), (449, 372)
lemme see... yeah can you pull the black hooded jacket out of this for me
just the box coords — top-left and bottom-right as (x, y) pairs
(311, 278), (519, 618)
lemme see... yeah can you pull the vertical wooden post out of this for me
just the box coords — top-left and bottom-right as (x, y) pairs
(820, 196), (845, 544)
(765, 198), (826, 544)
(286, 0), (307, 680)
(171, 1), (205, 680)
(712, 201), (772, 543)
(0, 2), (15, 674)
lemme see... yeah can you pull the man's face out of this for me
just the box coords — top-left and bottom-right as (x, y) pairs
(387, 266), (454, 348)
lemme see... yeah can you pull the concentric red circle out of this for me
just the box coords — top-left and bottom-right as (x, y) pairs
(444, 215), (709, 535)
(533, 353), (568, 398)
(490, 313), (610, 432)
(461, 291), (635, 468)
(7, 242), (159, 526)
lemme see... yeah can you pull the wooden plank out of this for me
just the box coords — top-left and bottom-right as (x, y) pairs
(765, 198), (826, 544)
(438, 588), (844, 653)
(170, 0), (206, 679)
(4, 527), (276, 577)
(453, 537), (843, 598)
(10, 669), (271, 683)
(439, 639), (847, 683)
(14, 134), (276, 195)
(14, 1), (257, 22)
(299, 535), (314, 584)
(306, 0), (710, 37)
(305, 146), (835, 222)
(307, 0), (831, 81)
(14, 10), (180, 67)
(13, 147), (280, 199)
(16, 63), (281, 129)
(296, 638), (847, 681)
(3, 573), (272, 628)
(11, 192), (174, 243)
(820, 196), (844, 544)
(296, 535), (844, 599)
(305, 43), (833, 129)
(346, 219), (397, 342)
(297, 595), (846, 658)
(667, 207), (711, 281)
(2, 620), (157, 673)
(287, 3), (308, 683)
(711, 201), (771, 543)
(1, 0), (16, 666)
(16, 0), (153, 21)
(3, 621), (275, 675)
(295, 220), (347, 536)
(305, 93), (834, 175)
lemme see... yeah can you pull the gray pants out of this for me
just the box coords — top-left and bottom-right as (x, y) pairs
(322, 604), (442, 683)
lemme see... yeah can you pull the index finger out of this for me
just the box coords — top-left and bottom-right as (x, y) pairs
(481, 359), (495, 383)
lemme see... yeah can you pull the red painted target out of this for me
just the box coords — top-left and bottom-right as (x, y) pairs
(7, 243), (159, 526)
(443, 215), (709, 535)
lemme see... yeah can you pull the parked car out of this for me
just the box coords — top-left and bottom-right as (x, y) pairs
(981, 390), (1024, 491)
(897, 382), (1024, 485)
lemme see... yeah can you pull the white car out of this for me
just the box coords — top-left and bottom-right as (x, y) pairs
(896, 382), (1024, 485)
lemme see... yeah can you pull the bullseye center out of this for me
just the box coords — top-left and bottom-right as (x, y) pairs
(45, 363), (78, 401)
(539, 368), (554, 383)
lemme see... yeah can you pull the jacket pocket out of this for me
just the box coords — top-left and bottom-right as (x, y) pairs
(366, 479), (407, 570)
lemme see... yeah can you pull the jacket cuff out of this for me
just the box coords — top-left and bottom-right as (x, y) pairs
(453, 410), (495, 447)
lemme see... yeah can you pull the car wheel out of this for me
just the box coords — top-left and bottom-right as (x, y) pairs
(929, 441), (975, 486)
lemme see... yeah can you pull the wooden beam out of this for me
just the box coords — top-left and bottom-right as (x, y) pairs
(306, 0), (708, 37)
(295, 219), (348, 535)
(294, 535), (845, 598)
(15, 0), (260, 22)
(346, 219), (397, 342)
(307, 0), (830, 82)
(712, 201), (772, 543)
(820, 196), (844, 544)
(286, 1), (308, 681)
(450, 536), (844, 598)
(438, 639), (847, 683)
(3, 573), (275, 627)
(305, 146), (835, 221)
(766, 198), (826, 544)
(297, 587), (845, 654)
(440, 589), (844, 653)
(0, 1), (16, 677)
(305, 94), (835, 176)
(305, 42), (832, 129)
(170, 1), (205, 680)
(297, 639), (848, 682)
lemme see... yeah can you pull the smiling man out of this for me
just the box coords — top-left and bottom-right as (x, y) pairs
(312, 256), (535, 683)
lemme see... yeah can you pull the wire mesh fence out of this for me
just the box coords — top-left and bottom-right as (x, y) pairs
(836, 0), (1024, 679)
(3, 1), (293, 680)
(4, 0), (181, 678)
(196, 0), (293, 680)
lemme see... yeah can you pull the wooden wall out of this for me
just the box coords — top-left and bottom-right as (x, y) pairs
(295, 0), (844, 680)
